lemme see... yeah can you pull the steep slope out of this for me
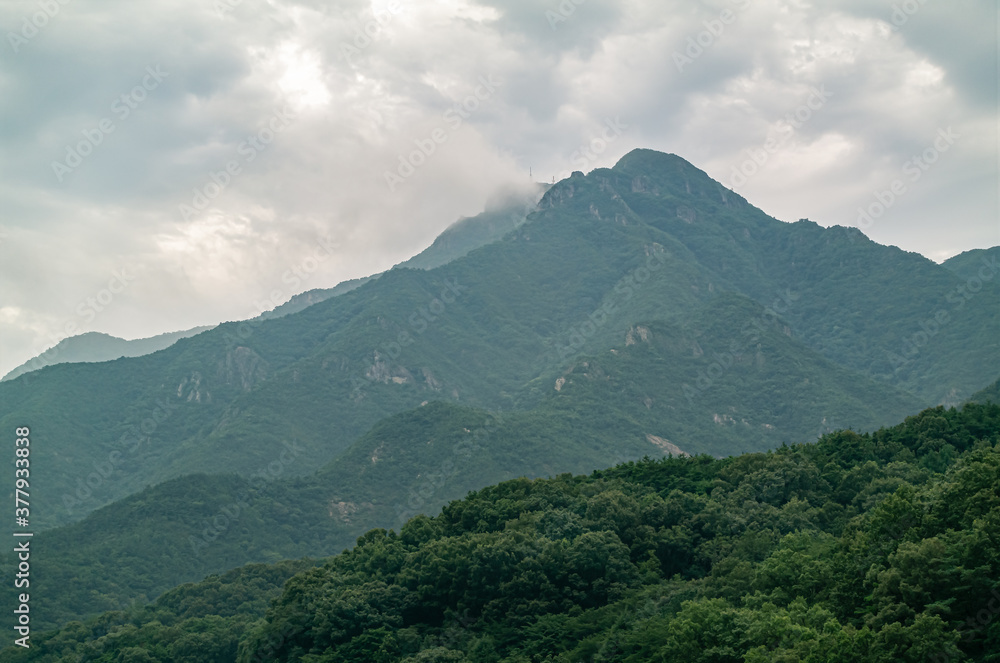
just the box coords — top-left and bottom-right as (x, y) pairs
(545, 150), (1000, 403)
(1, 149), (994, 533)
(2, 326), (215, 382)
(525, 291), (923, 457)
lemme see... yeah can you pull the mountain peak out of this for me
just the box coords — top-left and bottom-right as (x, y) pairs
(535, 147), (747, 220)
(613, 148), (692, 171)
(611, 149), (719, 191)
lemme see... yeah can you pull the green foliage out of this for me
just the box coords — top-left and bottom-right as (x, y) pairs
(0, 560), (313, 663)
(968, 376), (1000, 406)
(942, 247), (999, 282)
(7, 403), (998, 662)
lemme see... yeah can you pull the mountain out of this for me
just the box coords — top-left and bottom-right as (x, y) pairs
(1, 148), (997, 633)
(5, 401), (998, 661)
(1, 326), (215, 382)
(2, 150), (996, 536)
(968, 376), (1000, 405)
(14, 304), (924, 629)
(392, 184), (547, 270)
(942, 247), (999, 282)
(259, 185), (546, 320)
(261, 274), (378, 320)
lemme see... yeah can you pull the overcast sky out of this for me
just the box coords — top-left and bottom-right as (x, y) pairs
(1, 0), (996, 377)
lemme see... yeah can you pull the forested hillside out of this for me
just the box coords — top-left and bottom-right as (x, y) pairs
(969, 377), (1000, 405)
(3, 150), (997, 638)
(5, 402), (998, 662)
(9, 295), (925, 632)
(2, 150), (995, 532)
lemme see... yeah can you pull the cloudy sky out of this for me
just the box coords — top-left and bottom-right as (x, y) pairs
(0, 0), (996, 377)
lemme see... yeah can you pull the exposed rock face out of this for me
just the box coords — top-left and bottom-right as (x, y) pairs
(329, 499), (358, 523)
(178, 371), (211, 402)
(218, 347), (268, 391)
(365, 351), (415, 385)
(645, 433), (690, 457)
(625, 325), (651, 346)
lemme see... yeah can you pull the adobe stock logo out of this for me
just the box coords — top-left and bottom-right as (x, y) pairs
(546, 0), (587, 31)
(886, 252), (997, 372)
(856, 127), (958, 231)
(7, 0), (72, 54)
(214, 0), (243, 15)
(51, 66), (169, 182)
(554, 250), (666, 362)
(383, 75), (501, 192)
(672, 0), (751, 72)
(553, 117), (628, 182)
(340, 1), (402, 63)
(884, 0), (931, 35)
(728, 86), (832, 188)
(21, 267), (136, 386)
(179, 105), (296, 219)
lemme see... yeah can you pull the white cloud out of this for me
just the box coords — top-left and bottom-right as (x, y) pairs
(0, 0), (996, 376)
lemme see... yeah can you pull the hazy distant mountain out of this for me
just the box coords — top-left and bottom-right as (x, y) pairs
(260, 185), (547, 320)
(260, 274), (379, 320)
(1, 326), (215, 382)
(393, 183), (548, 270)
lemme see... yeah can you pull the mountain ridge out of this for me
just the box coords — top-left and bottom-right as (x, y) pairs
(1, 149), (995, 533)
(1, 326), (216, 382)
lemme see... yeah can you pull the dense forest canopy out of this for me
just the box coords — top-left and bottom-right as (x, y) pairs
(4, 401), (998, 662)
